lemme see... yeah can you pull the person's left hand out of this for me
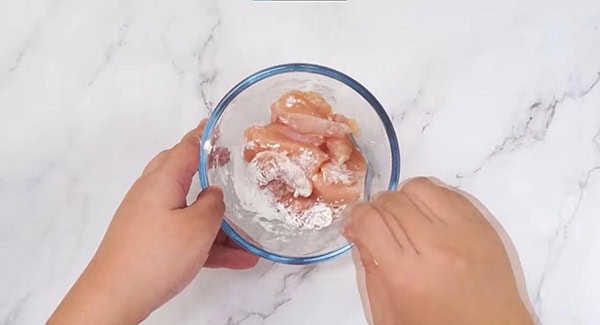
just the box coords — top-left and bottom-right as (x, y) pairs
(48, 119), (259, 325)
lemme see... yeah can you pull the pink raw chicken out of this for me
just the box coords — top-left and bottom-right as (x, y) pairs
(265, 123), (325, 146)
(244, 125), (328, 175)
(324, 137), (353, 165)
(252, 151), (313, 198)
(270, 90), (333, 119)
(271, 91), (355, 137)
(265, 180), (318, 212)
(312, 149), (366, 204)
(244, 90), (367, 214)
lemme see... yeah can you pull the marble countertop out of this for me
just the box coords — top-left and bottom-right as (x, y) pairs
(1, 0), (600, 324)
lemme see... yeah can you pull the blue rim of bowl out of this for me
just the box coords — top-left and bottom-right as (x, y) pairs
(199, 63), (400, 265)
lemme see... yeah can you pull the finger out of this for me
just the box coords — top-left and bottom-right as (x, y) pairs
(156, 119), (207, 195)
(423, 176), (479, 212)
(369, 195), (417, 253)
(146, 119), (207, 176)
(440, 186), (490, 223)
(182, 187), (225, 245)
(367, 195), (413, 251)
(403, 191), (448, 225)
(371, 191), (436, 253)
(204, 245), (259, 269)
(224, 235), (245, 250)
(212, 230), (247, 250)
(214, 229), (228, 245)
(142, 150), (170, 175)
(423, 176), (446, 187)
(396, 180), (448, 225)
(181, 119), (207, 146)
(342, 203), (404, 274)
(399, 177), (466, 223)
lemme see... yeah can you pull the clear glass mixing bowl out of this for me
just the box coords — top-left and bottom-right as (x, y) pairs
(199, 63), (400, 265)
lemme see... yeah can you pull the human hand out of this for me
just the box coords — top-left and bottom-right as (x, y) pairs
(49, 119), (259, 325)
(343, 177), (533, 325)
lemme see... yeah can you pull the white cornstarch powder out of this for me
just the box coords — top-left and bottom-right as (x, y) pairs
(282, 201), (333, 229)
(292, 148), (316, 171)
(250, 151), (312, 198)
(234, 147), (344, 231)
(321, 162), (352, 185)
(285, 96), (300, 108)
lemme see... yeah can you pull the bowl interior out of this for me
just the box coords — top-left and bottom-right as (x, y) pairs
(201, 67), (399, 262)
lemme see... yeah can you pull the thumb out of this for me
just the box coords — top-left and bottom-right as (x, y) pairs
(182, 187), (225, 239)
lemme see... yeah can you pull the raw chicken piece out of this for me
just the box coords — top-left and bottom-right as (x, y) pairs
(270, 91), (354, 137)
(207, 147), (231, 169)
(312, 174), (362, 204)
(251, 151), (312, 198)
(244, 126), (328, 175)
(324, 137), (353, 164)
(345, 148), (367, 179)
(244, 90), (366, 224)
(312, 149), (366, 204)
(332, 114), (347, 122)
(266, 180), (318, 213)
(320, 162), (353, 185)
(271, 91), (333, 119)
(333, 114), (360, 135)
(271, 107), (352, 137)
(265, 123), (325, 146)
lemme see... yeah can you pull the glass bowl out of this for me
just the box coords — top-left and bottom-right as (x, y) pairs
(199, 63), (400, 265)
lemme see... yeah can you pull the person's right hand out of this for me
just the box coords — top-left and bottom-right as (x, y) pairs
(342, 177), (533, 325)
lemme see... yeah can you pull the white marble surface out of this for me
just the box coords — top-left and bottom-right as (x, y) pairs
(1, 0), (600, 324)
